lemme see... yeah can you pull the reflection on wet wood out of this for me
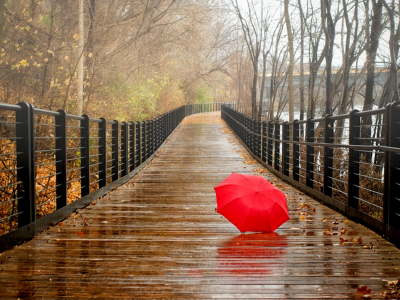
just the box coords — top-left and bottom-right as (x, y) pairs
(0, 112), (399, 299)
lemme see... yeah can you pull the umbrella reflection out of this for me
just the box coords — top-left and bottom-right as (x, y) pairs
(217, 233), (287, 276)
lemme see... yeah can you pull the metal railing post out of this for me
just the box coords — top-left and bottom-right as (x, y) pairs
(274, 122), (280, 171)
(385, 103), (400, 229)
(121, 122), (128, 176)
(16, 103), (36, 227)
(55, 110), (67, 208)
(141, 121), (146, 162)
(348, 110), (360, 208)
(112, 120), (119, 181)
(129, 122), (135, 172)
(293, 120), (300, 182)
(323, 115), (334, 197)
(282, 122), (289, 176)
(251, 119), (255, 154)
(135, 122), (141, 167)
(268, 121), (274, 166)
(256, 121), (261, 158)
(80, 115), (90, 196)
(99, 118), (107, 188)
(306, 118), (314, 188)
(262, 121), (268, 162)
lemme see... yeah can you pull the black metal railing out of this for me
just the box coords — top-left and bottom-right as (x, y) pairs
(0, 101), (231, 249)
(222, 103), (400, 247)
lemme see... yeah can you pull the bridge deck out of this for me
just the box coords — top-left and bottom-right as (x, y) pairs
(1, 112), (400, 299)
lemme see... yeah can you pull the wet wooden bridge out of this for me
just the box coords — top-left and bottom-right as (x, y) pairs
(1, 112), (400, 299)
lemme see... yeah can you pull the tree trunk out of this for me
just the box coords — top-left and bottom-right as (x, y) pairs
(298, 0), (305, 121)
(0, 0), (5, 46)
(258, 52), (267, 120)
(77, 0), (84, 116)
(364, 1), (382, 111)
(251, 64), (258, 119)
(323, 0), (335, 115)
(284, 0), (294, 124)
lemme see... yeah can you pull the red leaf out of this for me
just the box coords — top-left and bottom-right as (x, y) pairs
(357, 286), (371, 295)
(78, 231), (85, 236)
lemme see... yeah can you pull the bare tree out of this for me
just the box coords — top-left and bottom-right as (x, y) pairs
(284, 0), (294, 124)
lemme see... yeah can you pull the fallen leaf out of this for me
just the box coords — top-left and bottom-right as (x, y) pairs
(299, 203), (310, 209)
(388, 280), (399, 286)
(357, 286), (371, 295)
(340, 228), (347, 235)
(78, 231), (85, 236)
(300, 215), (306, 220)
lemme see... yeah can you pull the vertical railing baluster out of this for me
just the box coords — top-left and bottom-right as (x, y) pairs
(268, 121), (273, 166)
(149, 120), (153, 156)
(55, 110), (67, 208)
(135, 122), (141, 167)
(293, 120), (300, 182)
(262, 121), (267, 162)
(121, 122), (128, 177)
(306, 119), (314, 188)
(274, 122), (280, 171)
(112, 120), (119, 181)
(247, 117), (251, 148)
(251, 119), (255, 154)
(257, 121), (261, 159)
(323, 115), (334, 197)
(141, 121), (146, 162)
(16, 103), (36, 227)
(282, 122), (289, 176)
(129, 122), (135, 172)
(80, 115), (90, 196)
(99, 118), (107, 188)
(386, 103), (400, 233)
(348, 110), (360, 208)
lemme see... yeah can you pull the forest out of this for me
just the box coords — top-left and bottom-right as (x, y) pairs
(0, 0), (398, 121)
(0, 0), (399, 233)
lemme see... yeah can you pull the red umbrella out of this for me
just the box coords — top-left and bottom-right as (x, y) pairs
(214, 173), (289, 232)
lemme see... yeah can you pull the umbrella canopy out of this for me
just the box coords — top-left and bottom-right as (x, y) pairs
(214, 173), (289, 232)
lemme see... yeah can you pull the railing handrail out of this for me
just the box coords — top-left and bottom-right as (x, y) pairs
(0, 101), (234, 251)
(221, 103), (400, 249)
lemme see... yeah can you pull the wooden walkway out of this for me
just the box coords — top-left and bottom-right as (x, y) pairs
(1, 112), (400, 299)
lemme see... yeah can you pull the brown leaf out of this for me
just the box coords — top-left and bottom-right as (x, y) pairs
(340, 228), (347, 235)
(78, 231), (85, 236)
(299, 203), (310, 209)
(387, 279), (399, 286)
(357, 286), (371, 295)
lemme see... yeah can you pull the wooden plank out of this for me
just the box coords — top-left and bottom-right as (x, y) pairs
(0, 112), (399, 299)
